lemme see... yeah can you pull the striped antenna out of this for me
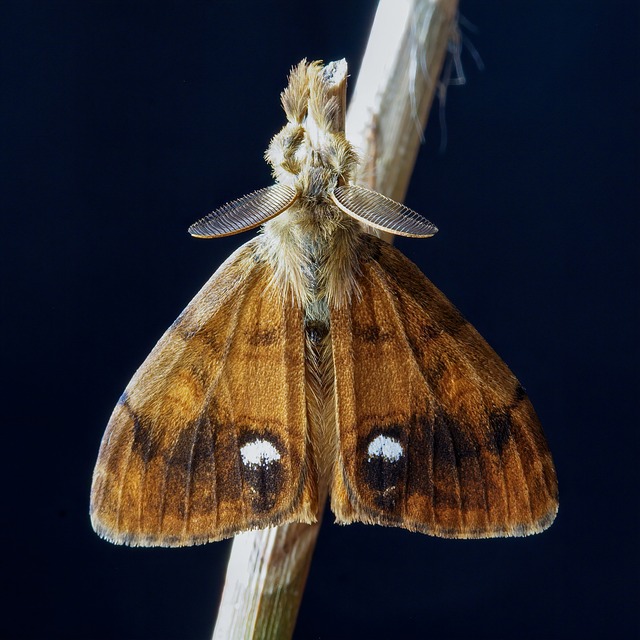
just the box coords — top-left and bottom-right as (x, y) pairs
(332, 184), (438, 238)
(189, 185), (298, 238)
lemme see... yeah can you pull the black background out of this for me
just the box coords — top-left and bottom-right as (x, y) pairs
(3, 1), (638, 639)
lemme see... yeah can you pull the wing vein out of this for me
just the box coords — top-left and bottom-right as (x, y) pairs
(113, 405), (138, 539)
(365, 261), (442, 524)
(159, 263), (257, 539)
(181, 411), (204, 538)
(366, 261), (436, 407)
(443, 417), (464, 527)
(208, 269), (260, 526)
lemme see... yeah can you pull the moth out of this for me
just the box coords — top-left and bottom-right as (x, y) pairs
(91, 59), (558, 546)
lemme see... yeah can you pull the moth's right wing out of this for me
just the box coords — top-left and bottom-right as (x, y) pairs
(330, 237), (558, 538)
(90, 238), (317, 546)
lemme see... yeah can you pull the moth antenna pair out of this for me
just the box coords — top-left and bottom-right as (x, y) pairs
(189, 183), (438, 239)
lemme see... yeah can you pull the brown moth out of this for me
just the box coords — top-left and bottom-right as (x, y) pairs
(90, 59), (558, 547)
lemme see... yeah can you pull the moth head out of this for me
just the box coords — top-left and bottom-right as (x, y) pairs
(190, 59), (437, 240)
(265, 60), (358, 200)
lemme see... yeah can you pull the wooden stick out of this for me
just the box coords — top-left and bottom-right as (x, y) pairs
(212, 1), (459, 638)
(211, 519), (325, 640)
(348, 0), (459, 200)
(348, 0), (459, 243)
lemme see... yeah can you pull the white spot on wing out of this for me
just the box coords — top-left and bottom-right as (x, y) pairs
(367, 435), (403, 462)
(241, 439), (281, 467)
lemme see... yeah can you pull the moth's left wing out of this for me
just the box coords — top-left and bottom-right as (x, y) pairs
(91, 239), (316, 546)
(330, 237), (558, 538)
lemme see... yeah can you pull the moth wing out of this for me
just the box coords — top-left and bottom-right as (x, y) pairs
(331, 185), (438, 238)
(189, 184), (298, 238)
(91, 238), (316, 546)
(330, 238), (558, 538)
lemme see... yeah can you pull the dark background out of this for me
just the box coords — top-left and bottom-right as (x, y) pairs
(3, 1), (638, 638)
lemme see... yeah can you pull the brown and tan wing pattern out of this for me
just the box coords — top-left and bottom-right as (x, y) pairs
(330, 237), (558, 538)
(91, 239), (316, 546)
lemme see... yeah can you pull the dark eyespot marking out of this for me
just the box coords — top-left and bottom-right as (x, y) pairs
(358, 428), (407, 511)
(238, 431), (285, 512)
(367, 434), (405, 465)
(240, 438), (281, 466)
